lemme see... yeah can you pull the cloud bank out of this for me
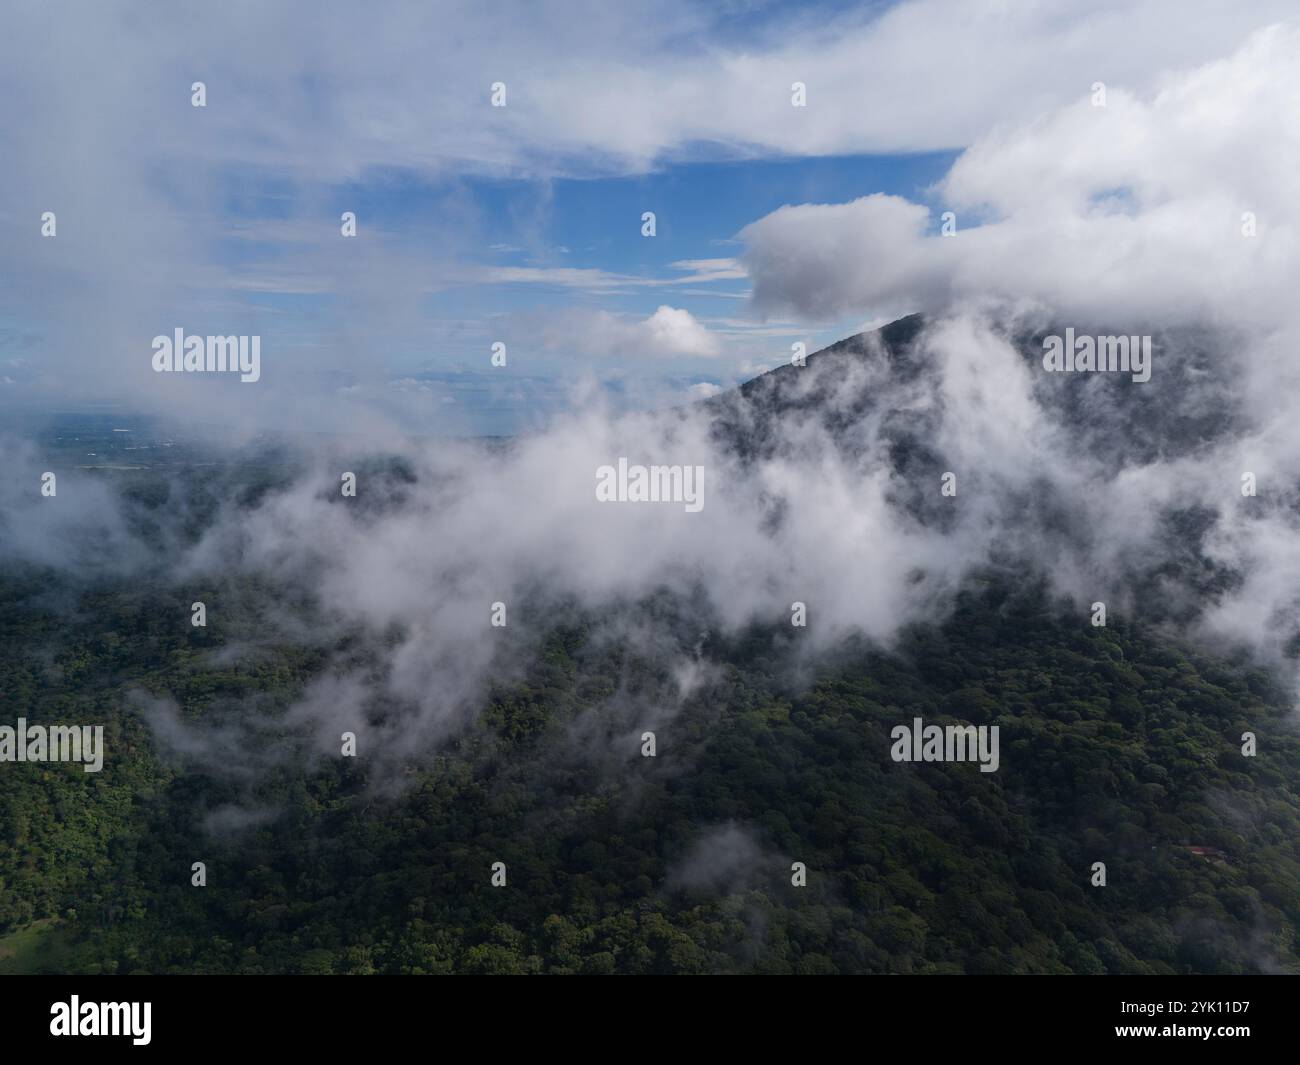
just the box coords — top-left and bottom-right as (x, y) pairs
(4, 9), (1300, 803)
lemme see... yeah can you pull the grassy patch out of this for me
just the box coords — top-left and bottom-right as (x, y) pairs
(0, 918), (73, 974)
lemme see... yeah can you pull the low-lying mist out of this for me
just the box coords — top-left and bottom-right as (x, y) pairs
(3, 306), (1298, 799)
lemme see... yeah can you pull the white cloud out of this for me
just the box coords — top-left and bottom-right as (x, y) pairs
(478, 259), (745, 293)
(740, 194), (937, 321)
(685, 381), (723, 400)
(667, 259), (747, 283)
(740, 22), (1300, 325)
(0, 0), (1271, 178)
(641, 305), (721, 358)
(533, 305), (721, 359)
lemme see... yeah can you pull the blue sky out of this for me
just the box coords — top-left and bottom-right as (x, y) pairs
(363, 152), (955, 351)
(179, 148), (959, 431)
(0, 0), (1291, 435)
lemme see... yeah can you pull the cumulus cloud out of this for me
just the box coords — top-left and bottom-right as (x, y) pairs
(686, 382), (723, 400)
(740, 22), (1300, 326)
(641, 306), (721, 358)
(532, 305), (721, 359)
(741, 194), (938, 322)
(728, 23), (1300, 686)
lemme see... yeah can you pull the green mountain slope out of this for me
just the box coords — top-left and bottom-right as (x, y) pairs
(2, 567), (1296, 974)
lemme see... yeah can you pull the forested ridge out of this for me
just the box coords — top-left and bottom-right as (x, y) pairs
(2, 554), (1297, 974)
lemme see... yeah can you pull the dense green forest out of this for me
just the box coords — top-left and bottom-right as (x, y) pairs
(2, 545), (1298, 974)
